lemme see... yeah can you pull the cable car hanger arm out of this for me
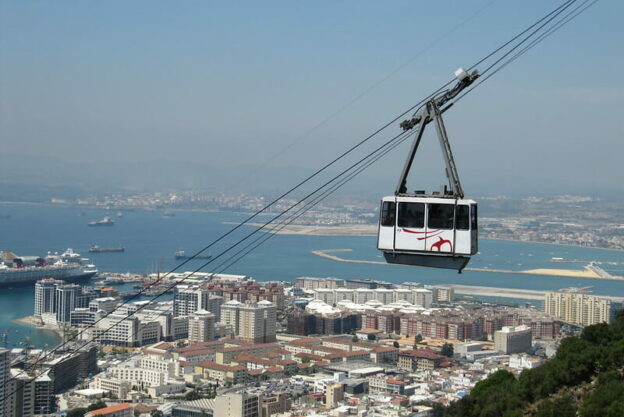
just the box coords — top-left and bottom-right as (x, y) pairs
(395, 68), (479, 197)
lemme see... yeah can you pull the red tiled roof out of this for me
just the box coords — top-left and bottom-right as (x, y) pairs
(196, 360), (246, 372)
(87, 403), (132, 415)
(219, 343), (280, 353)
(386, 378), (405, 385)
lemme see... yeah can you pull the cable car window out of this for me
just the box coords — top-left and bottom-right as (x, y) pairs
(456, 205), (470, 230)
(397, 202), (425, 228)
(471, 205), (478, 230)
(380, 201), (396, 227)
(428, 204), (454, 230)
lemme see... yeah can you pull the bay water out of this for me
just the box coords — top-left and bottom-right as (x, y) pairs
(0, 202), (622, 348)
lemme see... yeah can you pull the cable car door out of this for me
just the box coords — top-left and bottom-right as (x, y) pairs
(378, 199), (396, 251)
(395, 200), (427, 252)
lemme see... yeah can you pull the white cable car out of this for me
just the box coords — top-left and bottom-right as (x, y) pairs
(378, 195), (477, 271)
(377, 68), (479, 272)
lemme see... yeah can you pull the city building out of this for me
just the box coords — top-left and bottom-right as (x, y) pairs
(4, 370), (35, 417)
(544, 292), (618, 326)
(55, 284), (82, 324)
(494, 325), (532, 354)
(260, 393), (290, 417)
(34, 278), (64, 316)
(0, 348), (9, 417)
(397, 349), (446, 371)
(173, 285), (209, 317)
(221, 301), (276, 343)
(325, 383), (344, 408)
(189, 310), (216, 342)
(214, 392), (260, 417)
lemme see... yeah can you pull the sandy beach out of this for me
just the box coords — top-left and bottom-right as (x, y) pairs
(12, 315), (64, 339)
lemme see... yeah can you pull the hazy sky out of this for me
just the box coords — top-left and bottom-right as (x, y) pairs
(1, 1), (622, 196)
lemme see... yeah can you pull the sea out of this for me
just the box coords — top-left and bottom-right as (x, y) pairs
(0, 202), (623, 348)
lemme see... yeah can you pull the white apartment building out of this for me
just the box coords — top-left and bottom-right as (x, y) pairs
(189, 310), (216, 342)
(544, 292), (617, 326)
(220, 300), (276, 343)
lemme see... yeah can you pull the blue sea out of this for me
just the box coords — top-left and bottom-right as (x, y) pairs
(0, 202), (623, 348)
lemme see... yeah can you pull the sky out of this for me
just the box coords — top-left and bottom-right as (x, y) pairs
(1, 0), (623, 198)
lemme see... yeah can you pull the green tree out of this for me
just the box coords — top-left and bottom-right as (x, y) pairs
(66, 408), (87, 417)
(87, 400), (107, 411)
(367, 334), (377, 341)
(441, 343), (454, 358)
(185, 389), (202, 400)
(393, 341), (400, 348)
(415, 334), (423, 343)
(351, 335), (358, 343)
(151, 411), (165, 417)
(301, 356), (311, 364)
(536, 395), (577, 417)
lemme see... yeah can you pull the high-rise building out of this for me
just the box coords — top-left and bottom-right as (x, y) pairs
(0, 348), (9, 417)
(206, 296), (224, 322)
(325, 383), (344, 408)
(221, 300), (276, 343)
(55, 284), (82, 324)
(215, 392), (260, 417)
(494, 325), (532, 354)
(188, 310), (216, 342)
(412, 289), (433, 308)
(4, 370), (35, 417)
(544, 292), (618, 326)
(173, 285), (209, 317)
(34, 278), (65, 316)
(261, 393), (291, 417)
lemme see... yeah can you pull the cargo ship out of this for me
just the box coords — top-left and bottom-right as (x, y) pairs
(89, 245), (125, 253)
(0, 248), (97, 288)
(174, 250), (212, 260)
(88, 216), (114, 227)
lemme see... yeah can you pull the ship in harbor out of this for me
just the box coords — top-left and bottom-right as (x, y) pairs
(174, 250), (212, 260)
(0, 248), (97, 288)
(89, 245), (125, 253)
(88, 216), (114, 227)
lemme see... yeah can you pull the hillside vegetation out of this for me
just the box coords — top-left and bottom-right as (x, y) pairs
(444, 311), (624, 417)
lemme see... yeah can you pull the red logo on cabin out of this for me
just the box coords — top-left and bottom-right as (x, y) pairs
(401, 228), (442, 240)
(430, 236), (452, 252)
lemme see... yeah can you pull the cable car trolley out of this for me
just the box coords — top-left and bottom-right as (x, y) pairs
(378, 68), (479, 272)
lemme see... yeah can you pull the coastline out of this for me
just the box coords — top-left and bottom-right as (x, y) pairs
(222, 221), (377, 236)
(12, 315), (64, 341)
(1, 200), (621, 253)
(312, 249), (624, 281)
(485, 237), (624, 253)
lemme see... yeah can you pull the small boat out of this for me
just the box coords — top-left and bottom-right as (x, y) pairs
(89, 245), (125, 253)
(174, 250), (211, 260)
(88, 216), (114, 227)
(163, 210), (175, 217)
(116, 212), (124, 218)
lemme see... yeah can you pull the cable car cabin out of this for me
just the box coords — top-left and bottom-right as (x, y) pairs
(377, 196), (477, 272)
